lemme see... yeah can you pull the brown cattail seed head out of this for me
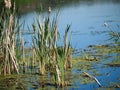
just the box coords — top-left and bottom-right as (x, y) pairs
(48, 6), (51, 14)
(4, 0), (11, 9)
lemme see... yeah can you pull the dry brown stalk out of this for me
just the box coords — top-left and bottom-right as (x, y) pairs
(4, 0), (11, 9)
(83, 72), (102, 87)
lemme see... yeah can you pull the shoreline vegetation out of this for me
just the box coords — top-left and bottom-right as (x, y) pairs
(0, 0), (120, 89)
(1, 0), (120, 15)
(0, 0), (72, 87)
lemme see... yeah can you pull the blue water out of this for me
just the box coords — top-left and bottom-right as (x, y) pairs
(19, 1), (120, 90)
(20, 1), (120, 49)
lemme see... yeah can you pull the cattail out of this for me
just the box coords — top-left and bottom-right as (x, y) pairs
(48, 6), (51, 14)
(4, 0), (11, 9)
(9, 14), (13, 33)
(13, 2), (15, 10)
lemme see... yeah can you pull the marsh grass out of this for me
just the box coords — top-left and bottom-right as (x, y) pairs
(103, 23), (120, 45)
(0, 0), (23, 75)
(31, 13), (73, 86)
(0, 0), (73, 87)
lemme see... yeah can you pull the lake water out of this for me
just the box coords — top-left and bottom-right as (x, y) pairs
(20, 0), (120, 49)
(0, 0), (120, 90)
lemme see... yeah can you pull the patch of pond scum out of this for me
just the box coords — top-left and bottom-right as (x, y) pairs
(0, 44), (120, 90)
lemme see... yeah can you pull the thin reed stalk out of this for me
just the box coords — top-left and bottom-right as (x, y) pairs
(62, 25), (73, 70)
(0, 0), (20, 75)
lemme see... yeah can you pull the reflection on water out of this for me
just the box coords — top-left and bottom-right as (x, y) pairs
(15, 0), (120, 15)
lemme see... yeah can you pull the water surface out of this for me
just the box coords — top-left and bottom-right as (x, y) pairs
(1, 0), (119, 90)
(19, 0), (120, 49)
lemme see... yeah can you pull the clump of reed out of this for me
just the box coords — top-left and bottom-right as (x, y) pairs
(0, 0), (73, 87)
(104, 22), (120, 44)
(0, 0), (20, 75)
(32, 13), (72, 86)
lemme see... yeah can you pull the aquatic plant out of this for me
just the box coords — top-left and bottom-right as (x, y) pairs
(64, 25), (72, 69)
(31, 13), (72, 86)
(32, 16), (50, 75)
(104, 22), (120, 43)
(0, 0), (73, 87)
(32, 15), (61, 85)
(0, 0), (19, 75)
